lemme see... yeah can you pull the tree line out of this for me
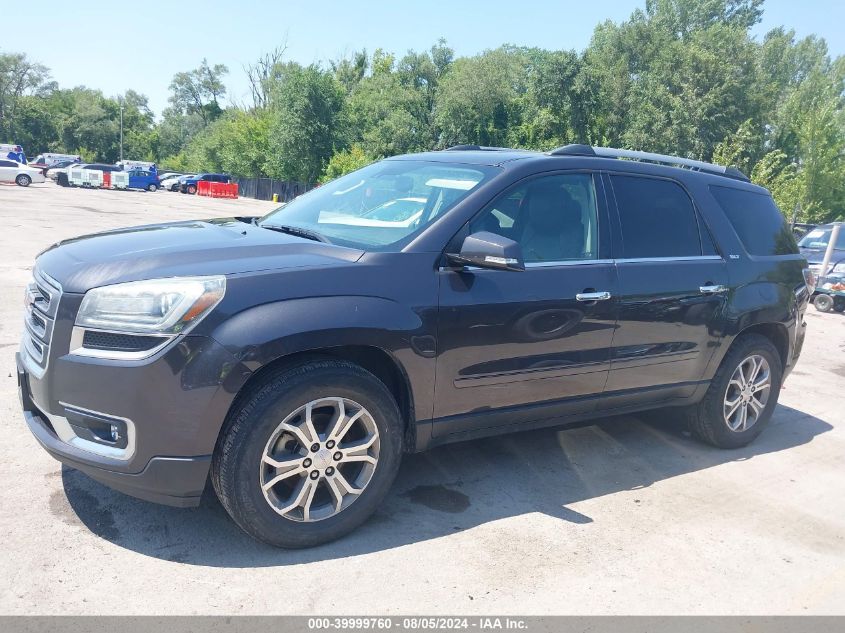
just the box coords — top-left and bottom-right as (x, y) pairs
(1, 0), (843, 223)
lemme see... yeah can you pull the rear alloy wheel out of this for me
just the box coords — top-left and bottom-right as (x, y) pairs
(212, 359), (403, 548)
(722, 355), (771, 432)
(15, 174), (32, 187)
(147, 183), (158, 192)
(686, 334), (782, 449)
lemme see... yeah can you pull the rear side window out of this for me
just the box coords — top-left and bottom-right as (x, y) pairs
(610, 175), (701, 258)
(710, 185), (798, 255)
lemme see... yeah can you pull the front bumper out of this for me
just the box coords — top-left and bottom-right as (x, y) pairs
(17, 332), (251, 507)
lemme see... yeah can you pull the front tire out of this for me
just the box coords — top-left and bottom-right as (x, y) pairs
(15, 174), (31, 187)
(212, 359), (403, 548)
(187, 184), (197, 194)
(686, 334), (782, 449)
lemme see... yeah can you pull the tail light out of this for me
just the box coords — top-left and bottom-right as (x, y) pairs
(803, 268), (817, 294)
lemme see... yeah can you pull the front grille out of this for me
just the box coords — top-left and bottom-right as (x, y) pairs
(23, 268), (61, 375)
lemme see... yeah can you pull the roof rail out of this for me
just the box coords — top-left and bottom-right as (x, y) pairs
(548, 144), (750, 182)
(445, 145), (514, 152)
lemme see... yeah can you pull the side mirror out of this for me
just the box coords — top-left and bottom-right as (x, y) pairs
(446, 231), (525, 272)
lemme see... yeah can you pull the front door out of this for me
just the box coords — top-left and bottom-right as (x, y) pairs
(433, 172), (618, 437)
(602, 173), (728, 398)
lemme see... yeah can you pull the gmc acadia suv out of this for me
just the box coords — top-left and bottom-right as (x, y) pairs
(17, 145), (812, 548)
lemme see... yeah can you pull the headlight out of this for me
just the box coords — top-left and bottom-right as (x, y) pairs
(76, 276), (226, 334)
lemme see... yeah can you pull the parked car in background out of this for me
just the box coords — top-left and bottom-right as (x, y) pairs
(0, 158), (45, 186)
(791, 222), (816, 240)
(31, 153), (82, 172)
(180, 173), (230, 194)
(117, 160), (157, 173)
(157, 172), (183, 181)
(161, 174), (191, 191)
(799, 223), (845, 276)
(16, 145), (812, 548)
(46, 160), (80, 180)
(127, 169), (161, 192)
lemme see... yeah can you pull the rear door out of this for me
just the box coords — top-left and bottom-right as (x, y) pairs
(434, 171), (618, 436)
(603, 173), (728, 399)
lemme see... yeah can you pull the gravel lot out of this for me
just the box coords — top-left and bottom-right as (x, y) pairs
(0, 181), (843, 615)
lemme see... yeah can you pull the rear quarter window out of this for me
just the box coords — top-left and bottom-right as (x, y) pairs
(709, 185), (798, 256)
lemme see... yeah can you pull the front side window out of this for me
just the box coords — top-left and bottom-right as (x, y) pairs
(469, 173), (599, 263)
(611, 175), (701, 258)
(260, 160), (496, 250)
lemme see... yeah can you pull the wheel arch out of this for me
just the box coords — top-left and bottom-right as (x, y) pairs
(223, 344), (417, 451)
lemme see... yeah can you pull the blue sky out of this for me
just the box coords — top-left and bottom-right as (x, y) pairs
(6, 0), (845, 117)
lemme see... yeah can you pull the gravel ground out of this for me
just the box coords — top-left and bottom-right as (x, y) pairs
(0, 181), (843, 615)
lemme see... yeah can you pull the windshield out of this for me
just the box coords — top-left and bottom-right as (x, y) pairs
(799, 227), (845, 250)
(259, 160), (496, 250)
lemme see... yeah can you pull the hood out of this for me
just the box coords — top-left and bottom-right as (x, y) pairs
(36, 218), (364, 293)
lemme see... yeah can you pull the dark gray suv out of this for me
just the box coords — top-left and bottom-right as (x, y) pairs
(17, 145), (812, 547)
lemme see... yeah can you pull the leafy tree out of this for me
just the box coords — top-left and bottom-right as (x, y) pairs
(0, 52), (52, 143)
(321, 145), (374, 182)
(266, 64), (346, 183)
(434, 47), (528, 148)
(169, 59), (229, 124)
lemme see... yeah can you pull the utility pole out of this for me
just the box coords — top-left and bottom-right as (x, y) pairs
(119, 99), (125, 162)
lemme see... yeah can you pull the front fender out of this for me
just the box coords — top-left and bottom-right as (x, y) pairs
(208, 295), (436, 421)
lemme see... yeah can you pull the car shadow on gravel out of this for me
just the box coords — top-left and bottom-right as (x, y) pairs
(58, 403), (831, 566)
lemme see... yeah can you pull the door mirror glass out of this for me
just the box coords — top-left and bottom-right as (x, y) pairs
(447, 231), (525, 271)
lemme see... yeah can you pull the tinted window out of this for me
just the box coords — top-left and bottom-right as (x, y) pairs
(470, 173), (599, 263)
(0, 160), (17, 167)
(611, 175), (701, 258)
(710, 185), (798, 255)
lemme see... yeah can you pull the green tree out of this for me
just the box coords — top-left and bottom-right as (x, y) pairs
(267, 64), (346, 183)
(0, 52), (52, 143)
(169, 59), (229, 124)
(321, 145), (374, 182)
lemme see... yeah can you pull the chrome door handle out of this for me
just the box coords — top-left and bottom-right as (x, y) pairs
(699, 284), (728, 294)
(576, 291), (612, 302)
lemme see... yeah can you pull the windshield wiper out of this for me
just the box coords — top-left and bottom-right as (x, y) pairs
(261, 224), (331, 244)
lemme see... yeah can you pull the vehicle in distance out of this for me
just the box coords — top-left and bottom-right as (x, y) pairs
(799, 223), (845, 275)
(17, 145), (811, 548)
(126, 169), (161, 192)
(0, 158), (46, 186)
(180, 173), (230, 194)
(160, 173), (190, 191)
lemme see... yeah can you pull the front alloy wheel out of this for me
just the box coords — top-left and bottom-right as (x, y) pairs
(15, 174), (31, 187)
(260, 397), (380, 522)
(212, 359), (402, 548)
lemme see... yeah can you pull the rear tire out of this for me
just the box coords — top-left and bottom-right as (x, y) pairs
(147, 183), (158, 192)
(15, 174), (31, 187)
(832, 297), (845, 313)
(686, 334), (782, 449)
(212, 359), (403, 548)
(815, 294), (834, 312)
